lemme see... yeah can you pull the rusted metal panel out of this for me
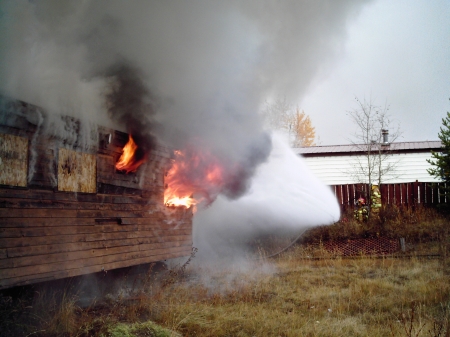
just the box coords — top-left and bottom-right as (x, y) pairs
(57, 148), (96, 193)
(0, 133), (28, 187)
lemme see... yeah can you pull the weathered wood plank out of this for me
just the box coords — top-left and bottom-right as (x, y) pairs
(5, 234), (192, 258)
(425, 183), (432, 204)
(0, 99), (193, 290)
(0, 220), (192, 238)
(0, 217), (96, 227)
(0, 118), (36, 134)
(0, 208), (191, 226)
(96, 183), (143, 195)
(0, 248), (192, 289)
(0, 208), (153, 218)
(389, 184), (395, 204)
(135, 232), (191, 245)
(0, 197), (154, 211)
(57, 148), (97, 193)
(0, 206), (191, 219)
(380, 184), (387, 204)
(0, 240), (192, 269)
(402, 183), (408, 205)
(0, 133), (28, 187)
(0, 228), (192, 248)
(0, 244), (192, 280)
(439, 183), (446, 204)
(0, 225), (99, 238)
(348, 184), (355, 207)
(418, 182), (425, 204)
(0, 188), (152, 204)
(342, 184), (349, 209)
(337, 185), (344, 205)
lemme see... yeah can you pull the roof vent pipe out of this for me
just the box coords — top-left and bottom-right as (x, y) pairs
(381, 129), (389, 144)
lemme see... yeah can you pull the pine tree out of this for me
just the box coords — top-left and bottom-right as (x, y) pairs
(427, 109), (450, 207)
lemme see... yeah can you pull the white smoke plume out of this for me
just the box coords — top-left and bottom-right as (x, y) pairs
(0, 1), (369, 260)
(193, 134), (340, 263)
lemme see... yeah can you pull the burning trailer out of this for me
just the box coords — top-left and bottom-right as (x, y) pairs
(0, 96), (193, 290)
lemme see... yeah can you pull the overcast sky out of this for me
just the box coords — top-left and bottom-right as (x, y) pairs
(299, 0), (450, 146)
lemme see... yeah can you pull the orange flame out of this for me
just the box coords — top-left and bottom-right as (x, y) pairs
(164, 149), (225, 211)
(116, 135), (147, 173)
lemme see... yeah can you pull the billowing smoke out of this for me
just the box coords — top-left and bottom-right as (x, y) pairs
(104, 63), (159, 163)
(0, 0), (370, 197)
(0, 1), (369, 260)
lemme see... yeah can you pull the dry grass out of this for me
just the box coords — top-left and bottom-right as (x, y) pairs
(2, 246), (448, 337)
(148, 250), (449, 337)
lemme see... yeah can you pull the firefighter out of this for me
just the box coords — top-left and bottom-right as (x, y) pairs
(354, 197), (369, 222)
(370, 185), (382, 218)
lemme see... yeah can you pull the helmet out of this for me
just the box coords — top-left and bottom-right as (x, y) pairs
(357, 197), (366, 205)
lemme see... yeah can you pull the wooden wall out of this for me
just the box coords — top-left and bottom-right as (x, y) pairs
(0, 98), (193, 289)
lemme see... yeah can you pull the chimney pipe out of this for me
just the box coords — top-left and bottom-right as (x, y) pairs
(381, 129), (389, 144)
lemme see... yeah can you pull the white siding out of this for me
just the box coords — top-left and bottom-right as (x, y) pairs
(301, 152), (441, 185)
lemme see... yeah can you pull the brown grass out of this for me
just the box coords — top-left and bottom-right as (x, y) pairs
(2, 247), (448, 336)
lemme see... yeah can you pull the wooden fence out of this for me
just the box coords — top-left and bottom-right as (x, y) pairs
(331, 182), (447, 211)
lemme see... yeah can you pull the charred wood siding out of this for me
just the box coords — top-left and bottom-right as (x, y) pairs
(331, 182), (445, 211)
(0, 97), (193, 289)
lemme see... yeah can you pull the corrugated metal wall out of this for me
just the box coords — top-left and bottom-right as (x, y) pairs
(301, 152), (440, 185)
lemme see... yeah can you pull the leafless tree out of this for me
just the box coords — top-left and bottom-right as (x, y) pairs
(347, 97), (402, 188)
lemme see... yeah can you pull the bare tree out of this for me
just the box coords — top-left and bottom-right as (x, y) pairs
(263, 98), (316, 147)
(347, 97), (401, 187)
(263, 97), (292, 131)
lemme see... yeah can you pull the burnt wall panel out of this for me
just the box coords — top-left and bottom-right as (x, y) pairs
(0, 133), (28, 187)
(58, 148), (97, 193)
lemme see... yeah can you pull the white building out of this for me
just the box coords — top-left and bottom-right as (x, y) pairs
(295, 141), (442, 186)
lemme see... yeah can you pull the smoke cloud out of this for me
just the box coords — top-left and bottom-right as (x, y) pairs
(0, 0), (370, 198)
(0, 1), (372, 265)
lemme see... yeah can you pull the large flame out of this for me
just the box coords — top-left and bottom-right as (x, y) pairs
(164, 149), (225, 211)
(116, 135), (147, 173)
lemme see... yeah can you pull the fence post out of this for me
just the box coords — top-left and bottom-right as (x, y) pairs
(349, 184), (355, 209)
(404, 183), (409, 207)
(380, 184), (387, 205)
(343, 184), (349, 211)
(389, 184), (394, 205)
(399, 238), (406, 252)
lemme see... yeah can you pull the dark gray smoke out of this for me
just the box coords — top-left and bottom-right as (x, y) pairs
(0, 0), (371, 200)
(104, 63), (158, 159)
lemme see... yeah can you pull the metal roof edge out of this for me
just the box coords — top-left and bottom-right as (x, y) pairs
(295, 141), (442, 156)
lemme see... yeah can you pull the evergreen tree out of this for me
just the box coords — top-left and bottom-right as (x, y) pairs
(427, 109), (450, 207)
